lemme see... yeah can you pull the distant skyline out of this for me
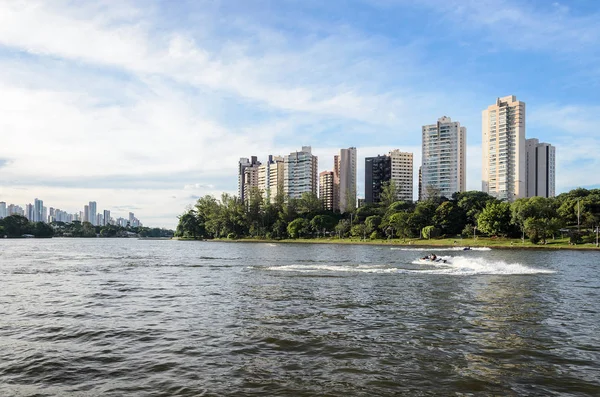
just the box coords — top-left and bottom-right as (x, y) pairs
(1, 1), (599, 228)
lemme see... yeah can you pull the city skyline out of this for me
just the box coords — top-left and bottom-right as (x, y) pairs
(0, 197), (142, 227)
(0, 1), (598, 228)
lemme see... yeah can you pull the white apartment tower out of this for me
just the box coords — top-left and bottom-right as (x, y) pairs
(238, 156), (260, 202)
(482, 95), (526, 201)
(89, 201), (97, 226)
(284, 146), (318, 199)
(421, 116), (466, 199)
(334, 147), (357, 213)
(258, 155), (285, 203)
(389, 149), (413, 202)
(526, 138), (556, 198)
(0, 202), (6, 219)
(243, 162), (261, 202)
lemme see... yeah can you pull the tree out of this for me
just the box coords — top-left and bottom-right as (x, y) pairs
(433, 201), (465, 235)
(298, 192), (322, 216)
(310, 215), (337, 236)
(477, 202), (511, 236)
(365, 215), (382, 234)
(350, 223), (367, 239)
(422, 225), (440, 239)
(287, 218), (310, 239)
(0, 215), (30, 237)
(388, 212), (411, 239)
(335, 219), (351, 238)
(380, 180), (399, 209)
(455, 191), (497, 225)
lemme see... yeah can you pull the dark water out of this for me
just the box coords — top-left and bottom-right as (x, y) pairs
(1, 239), (599, 396)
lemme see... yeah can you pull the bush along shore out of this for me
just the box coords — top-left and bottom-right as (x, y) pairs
(175, 184), (600, 249)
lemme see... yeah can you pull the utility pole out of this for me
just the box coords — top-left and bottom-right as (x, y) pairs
(596, 225), (598, 248)
(473, 226), (477, 240)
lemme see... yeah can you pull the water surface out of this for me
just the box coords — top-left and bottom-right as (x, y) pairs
(1, 239), (599, 396)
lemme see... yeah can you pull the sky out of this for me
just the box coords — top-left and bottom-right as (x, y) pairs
(0, 0), (599, 228)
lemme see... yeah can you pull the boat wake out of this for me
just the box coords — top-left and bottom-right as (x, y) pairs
(249, 264), (398, 274)
(392, 247), (491, 251)
(410, 256), (555, 275)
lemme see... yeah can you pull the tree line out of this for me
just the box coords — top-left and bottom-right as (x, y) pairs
(0, 215), (174, 238)
(175, 184), (600, 245)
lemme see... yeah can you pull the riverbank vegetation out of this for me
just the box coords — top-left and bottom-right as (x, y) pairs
(175, 185), (600, 247)
(0, 215), (174, 238)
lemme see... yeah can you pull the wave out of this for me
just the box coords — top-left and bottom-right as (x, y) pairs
(410, 256), (555, 275)
(391, 247), (491, 251)
(249, 264), (398, 274)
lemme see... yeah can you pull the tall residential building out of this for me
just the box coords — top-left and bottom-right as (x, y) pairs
(8, 204), (24, 216)
(334, 147), (357, 213)
(83, 205), (90, 223)
(26, 204), (34, 221)
(526, 138), (556, 198)
(319, 171), (335, 211)
(482, 95), (526, 201)
(238, 156), (260, 203)
(103, 210), (111, 226)
(34, 198), (43, 222)
(421, 116), (466, 199)
(88, 201), (97, 226)
(257, 155), (285, 203)
(284, 146), (318, 199)
(389, 149), (414, 202)
(243, 161), (262, 202)
(0, 202), (6, 218)
(365, 155), (391, 204)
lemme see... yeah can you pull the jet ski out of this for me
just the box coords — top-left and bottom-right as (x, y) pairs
(420, 255), (447, 264)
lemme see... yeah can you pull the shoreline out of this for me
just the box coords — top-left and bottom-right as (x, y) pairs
(174, 237), (600, 251)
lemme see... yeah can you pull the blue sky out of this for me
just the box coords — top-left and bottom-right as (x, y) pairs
(0, 0), (599, 228)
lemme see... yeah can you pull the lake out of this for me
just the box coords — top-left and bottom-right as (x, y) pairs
(0, 239), (599, 396)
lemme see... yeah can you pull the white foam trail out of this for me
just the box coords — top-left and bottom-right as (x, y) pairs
(410, 256), (555, 275)
(391, 247), (491, 251)
(251, 264), (398, 273)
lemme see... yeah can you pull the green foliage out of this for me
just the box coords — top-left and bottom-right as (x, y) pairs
(0, 215), (31, 237)
(421, 225), (440, 239)
(380, 180), (399, 208)
(335, 219), (351, 238)
(350, 223), (367, 239)
(477, 202), (512, 237)
(287, 218), (309, 239)
(364, 215), (382, 234)
(172, 188), (600, 244)
(433, 201), (465, 235)
(310, 215), (337, 234)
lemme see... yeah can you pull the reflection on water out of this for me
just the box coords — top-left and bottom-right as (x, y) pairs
(0, 239), (599, 396)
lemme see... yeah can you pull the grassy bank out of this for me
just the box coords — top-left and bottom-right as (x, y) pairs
(175, 236), (600, 250)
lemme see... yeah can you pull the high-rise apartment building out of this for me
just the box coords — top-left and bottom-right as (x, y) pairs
(238, 156), (260, 203)
(88, 201), (97, 226)
(525, 138), (556, 198)
(243, 161), (262, 202)
(482, 95), (526, 201)
(284, 146), (318, 199)
(389, 149), (414, 202)
(334, 147), (357, 213)
(0, 202), (6, 219)
(257, 155), (285, 203)
(421, 116), (466, 199)
(319, 171), (335, 211)
(365, 155), (391, 204)
(103, 210), (111, 226)
(26, 204), (34, 221)
(34, 198), (43, 222)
